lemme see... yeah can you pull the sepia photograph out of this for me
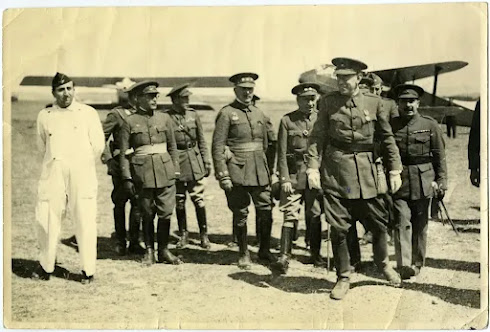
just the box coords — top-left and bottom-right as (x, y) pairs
(3, 2), (488, 329)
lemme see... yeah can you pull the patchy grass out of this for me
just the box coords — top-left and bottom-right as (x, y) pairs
(6, 101), (485, 329)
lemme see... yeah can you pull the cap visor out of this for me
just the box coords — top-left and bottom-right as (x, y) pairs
(334, 69), (357, 75)
(236, 82), (255, 87)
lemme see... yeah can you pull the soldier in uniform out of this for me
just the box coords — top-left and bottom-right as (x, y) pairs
(119, 81), (183, 265)
(348, 72), (399, 270)
(102, 83), (145, 256)
(391, 84), (447, 279)
(271, 82), (326, 275)
(166, 83), (212, 249)
(307, 58), (403, 300)
(33, 73), (105, 284)
(212, 72), (276, 269)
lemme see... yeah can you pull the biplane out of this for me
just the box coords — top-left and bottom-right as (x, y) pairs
(299, 60), (478, 126)
(16, 76), (235, 111)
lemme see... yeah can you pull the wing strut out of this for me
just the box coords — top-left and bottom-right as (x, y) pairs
(432, 65), (442, 106)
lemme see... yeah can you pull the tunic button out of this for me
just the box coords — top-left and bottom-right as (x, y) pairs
(352, 126), (357, 131)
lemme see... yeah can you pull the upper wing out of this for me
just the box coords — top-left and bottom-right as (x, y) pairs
(20, 76), (233, 88)
(372, 61), (468, 87)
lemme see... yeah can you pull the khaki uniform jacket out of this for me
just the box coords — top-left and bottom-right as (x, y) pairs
(119, 110), (180, 189)
(212, 100), (270, 186)
(307, 91), (402, 199)
(167, 108), (210, 182)
(277, 109), (318, 190)
(391, 113), (447, 200)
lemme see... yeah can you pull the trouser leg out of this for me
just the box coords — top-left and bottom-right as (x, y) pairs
(411, 199), (430, 268)
(393, 199), (412, 268)
(347, 223), (361, 268)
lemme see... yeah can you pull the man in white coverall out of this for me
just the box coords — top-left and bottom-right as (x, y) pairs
(32, 72), (105, 284)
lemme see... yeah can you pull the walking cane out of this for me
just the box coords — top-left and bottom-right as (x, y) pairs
(438, 199), (459, 235)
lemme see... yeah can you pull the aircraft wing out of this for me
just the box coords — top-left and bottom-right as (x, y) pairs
(20, 76), (233, 88)
(372, 61), (468, 87)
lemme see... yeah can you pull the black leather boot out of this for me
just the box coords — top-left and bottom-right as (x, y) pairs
(270, 226), (292, 275)
(142, 216), (156, 265)
(227, 223), (239, 248)
(157, 218), (183, 265)
(236, 224), (251, 269)
(196, 206), (211, 249)
(176, 208), (189, 249)
(309, 221), (327, 267)
(114, 205), (127, 255)
(257, 211), (277, 264)
(128, 203), (145, 254)
(254, 215), (262, 247)
(373, 231), (401, 287)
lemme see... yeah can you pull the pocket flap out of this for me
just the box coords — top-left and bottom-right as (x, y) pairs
(131, 126), (147, 134)
(414, 134), (431, 143)
(160, 153), (171, 163)
(417, 163), (432, 172)
(288, 130), (302, 136)
(131, 156), (146, 165)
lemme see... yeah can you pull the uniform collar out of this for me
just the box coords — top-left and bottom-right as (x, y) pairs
(136, 107), (154, 117)
(231, 99), (252, 111)
(297, 108), (317, 120)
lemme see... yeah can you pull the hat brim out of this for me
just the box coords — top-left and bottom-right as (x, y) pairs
(335, 69), (358, 75)
(297, 91), (318, 97)
(235, 82), (255, 88)
(398, 93), (419, 99)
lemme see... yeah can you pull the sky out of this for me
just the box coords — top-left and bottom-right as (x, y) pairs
(4, 3), (486, 100)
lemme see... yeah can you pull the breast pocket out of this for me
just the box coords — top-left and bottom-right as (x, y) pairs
(360, 109), (377, 137)
(154, 125), (168, 143)
(410, 132), (431, 155)
(287, 130), (304, 149)
(130, 126), (149, 146)
(329, 112), (351, 136)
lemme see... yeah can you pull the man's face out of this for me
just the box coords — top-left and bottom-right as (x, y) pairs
(397, 98), (420, 117)
(370, 84), (382, 96)
(128, 93), (137, 108)
(52, 81), (75, 108)
(337, 73), (361, 96)
(137, 93), (159, 112)
(234, 86), (254, 104)
(297, 95), (317, 112)
(173, 95), (190, 110)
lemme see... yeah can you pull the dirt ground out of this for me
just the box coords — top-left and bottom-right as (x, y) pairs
(5, 100), (487, 329)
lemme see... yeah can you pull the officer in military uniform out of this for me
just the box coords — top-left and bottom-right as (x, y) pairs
(307, 58), (403, 300)
(271, 83), (326, 275)
(119, 81), (183, 265)
(166, 83), (212, 249)
(391, 84), (447, 279)
(212, 72), (276, 269)
(348, 72), (399, 270)
(102, 83), (145, 256)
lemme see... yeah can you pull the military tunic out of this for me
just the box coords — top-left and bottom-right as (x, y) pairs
(102, 106), (141, 246)
(119, 110), (180, 219)
(277, 109), (322, 228)
(212, 100), (271, 226)
(391, 113), (447, 268)
(307, 91), (402, 279)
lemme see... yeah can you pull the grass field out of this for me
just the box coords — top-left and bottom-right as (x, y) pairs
(5, 100), (486, 329)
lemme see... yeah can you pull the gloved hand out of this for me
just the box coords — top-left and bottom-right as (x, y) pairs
(205, 163), (213, 177)
(123, 179), (136, 197)
(306, 168), (321, 190)
(281, 182), (293, 194)
(389, 170), (402, 194)
(219, 178), (233, 192)
(431, 181), (446, 199)
(470, 169), (480, 187)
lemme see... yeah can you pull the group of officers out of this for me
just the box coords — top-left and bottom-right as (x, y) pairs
(32, 57), (448, 301)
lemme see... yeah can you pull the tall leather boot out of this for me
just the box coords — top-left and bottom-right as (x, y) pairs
(176, 208), (189, 249)
(257, 211), (277, 264)
(330, 229), (351, 300)
(270, 226), (292, 275)
(157, 218), (183, 264)
(372, 231), (401, 287)
(309, 220), (327, 267)
(347, 223), (361, 271)
(196, 206), (211, 249)
(305, 217), (311, 249)
(254, 215), (262, 247)
(142, 216), (156, 265)
(113, 205), (127, 255)
(236, 223), (251, 269)
(128, 204), (145, 254)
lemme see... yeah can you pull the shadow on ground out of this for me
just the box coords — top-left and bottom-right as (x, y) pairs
(11, 258), (84, 282)
(425, 257), (480, 273)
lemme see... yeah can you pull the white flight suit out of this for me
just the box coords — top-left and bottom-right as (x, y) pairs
(35, 100), (104, 276)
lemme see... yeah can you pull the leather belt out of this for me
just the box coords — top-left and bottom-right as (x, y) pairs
(134, 143), (168, 156)
(401, 156), (432, 165)
(329, 138), (374, 153)
(229, 141), (263, 153)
